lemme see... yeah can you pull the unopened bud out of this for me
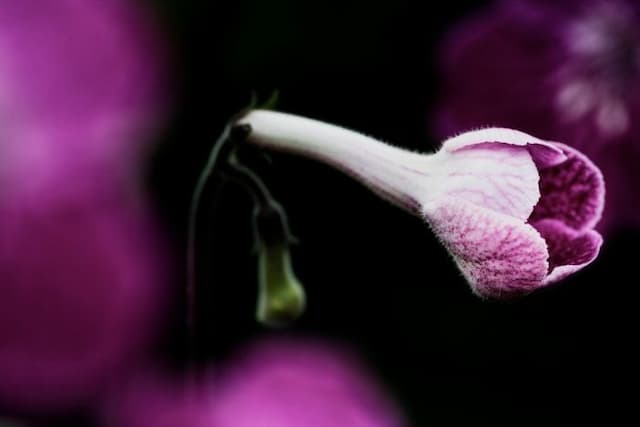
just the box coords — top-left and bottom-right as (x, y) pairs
(254, 202), (305, 327)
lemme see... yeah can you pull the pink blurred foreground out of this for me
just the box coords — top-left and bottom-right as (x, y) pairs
(0, 0), (170, 411)
(103, 339), (407, 427)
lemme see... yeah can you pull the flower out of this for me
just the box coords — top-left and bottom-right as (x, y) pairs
(433, 0), (640, 233)
(101, 339), (406, 427)
(0, 0), (169, 411)
(236, 110), (604, 298)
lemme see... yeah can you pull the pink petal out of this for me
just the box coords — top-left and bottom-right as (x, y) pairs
(529, 143), (605, 230)
(532, 219), (603, 285)
(422, 197), (549, 299)
(432, 128), (564, 221)
(441, 127), (567, 167)
(432, 141), (539, 220)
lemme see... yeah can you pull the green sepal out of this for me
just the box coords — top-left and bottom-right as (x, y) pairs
(256, 242), (306, 328)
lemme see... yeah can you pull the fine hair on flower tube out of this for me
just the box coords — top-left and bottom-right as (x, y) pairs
(235, 110), (605, 300)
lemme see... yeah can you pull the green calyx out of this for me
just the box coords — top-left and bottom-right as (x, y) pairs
(253, 201), (305, 327)
(256, 241), (306, 328)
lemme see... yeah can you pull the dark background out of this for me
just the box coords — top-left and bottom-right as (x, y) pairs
(144, 0), (638, 425)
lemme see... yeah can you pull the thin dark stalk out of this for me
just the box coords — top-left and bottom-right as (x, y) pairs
(185, 124), (231, 389)
(227, 151), (275, 210)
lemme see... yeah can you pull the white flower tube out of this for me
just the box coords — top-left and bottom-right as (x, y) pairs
(236, 110), (437, 214)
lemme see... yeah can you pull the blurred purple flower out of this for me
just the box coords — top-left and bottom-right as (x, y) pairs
(101, 369), (206, 427)
(0, 191), (167, 411)
(0, 0), (168, 199)
(434, 0), (640, 233)
(0, 0), (170, 411)
(211, 339), (406, 427)
(103, 339), (407, 427)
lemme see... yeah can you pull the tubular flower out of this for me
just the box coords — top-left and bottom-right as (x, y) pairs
(434, 0), (640, 233)
(236, 110), (604, 298)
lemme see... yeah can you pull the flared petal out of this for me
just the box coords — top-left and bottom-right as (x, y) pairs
(423, 197), (549, 299)
(434, 128), (565, 220)
(533, 219), (603, 285)
(530, 143), (604, 230)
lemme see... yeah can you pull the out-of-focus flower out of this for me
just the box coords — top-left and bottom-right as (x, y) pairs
(434, 0), (640, 233)
(211, 339), (405, 427)
(0, 0), (168, 201)
(101, 370), (206, 427)
(0, 191), (167, 411)
(0, 0), (170, 411)
(102, 339), (406, 427)
(236, 111), (604, 298)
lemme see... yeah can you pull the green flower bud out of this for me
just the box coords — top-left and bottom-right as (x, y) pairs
(254, 202), (305, 327)
(256, 242), (305, 327)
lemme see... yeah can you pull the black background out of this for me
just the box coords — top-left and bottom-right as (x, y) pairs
(141, 0), (639, 425)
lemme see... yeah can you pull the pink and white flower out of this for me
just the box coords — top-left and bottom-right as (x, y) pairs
(236, 110), (605, 299)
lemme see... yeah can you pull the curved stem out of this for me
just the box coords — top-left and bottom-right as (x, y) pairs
(184, 117), (259, 390)
(185, 124), (231, 387)
(227, 150), (275, 210)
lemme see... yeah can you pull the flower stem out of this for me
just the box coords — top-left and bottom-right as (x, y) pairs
(185, 118), (285, 389)
(185, 124), (231, 387)
(226, 149), (276, 211)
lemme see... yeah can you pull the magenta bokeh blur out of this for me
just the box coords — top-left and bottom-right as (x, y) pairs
(0, 0), (170, 411)
(103, 339), (406, 427)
